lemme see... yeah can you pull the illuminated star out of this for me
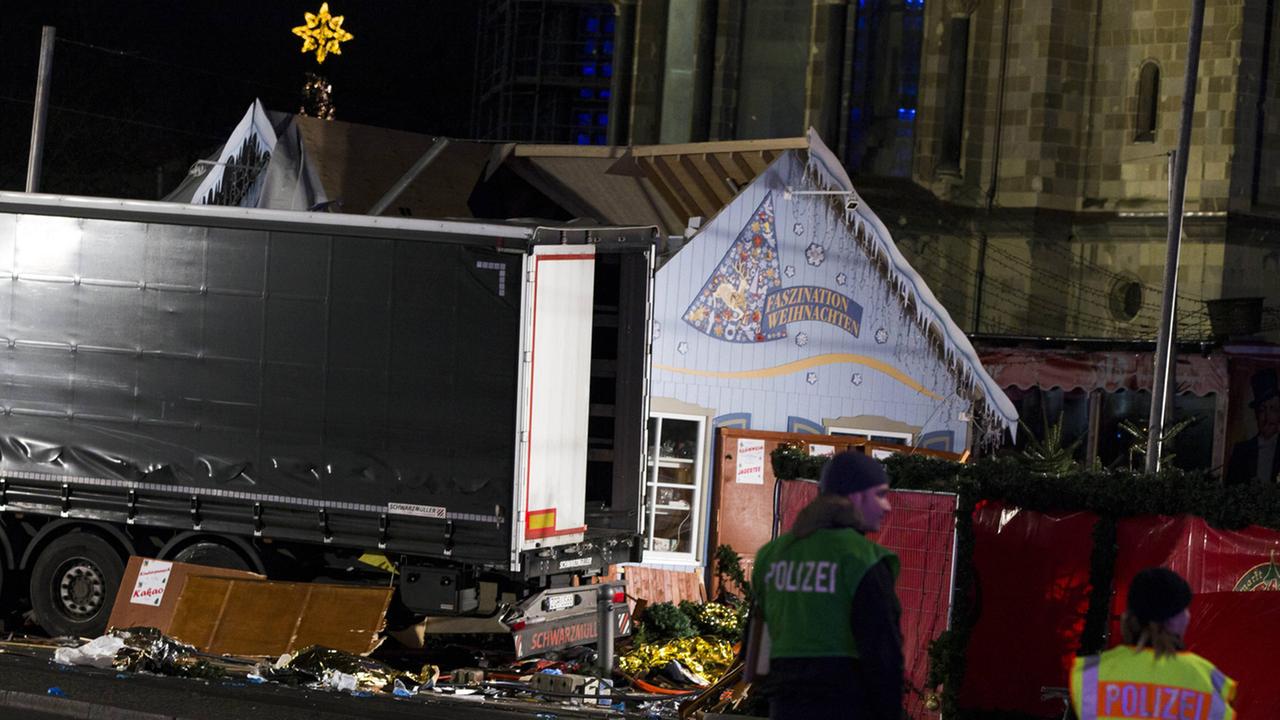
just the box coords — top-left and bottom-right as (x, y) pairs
(292, 3), (354, 64)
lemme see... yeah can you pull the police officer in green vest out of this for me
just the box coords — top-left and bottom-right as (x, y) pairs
(749, 451), (903, 719)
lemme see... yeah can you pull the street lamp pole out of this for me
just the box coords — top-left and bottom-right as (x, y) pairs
(25, 26), (56, 193)
(1146, 0), (1206, 473)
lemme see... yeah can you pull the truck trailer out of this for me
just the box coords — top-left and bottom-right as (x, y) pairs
(0, 191), (654, 646)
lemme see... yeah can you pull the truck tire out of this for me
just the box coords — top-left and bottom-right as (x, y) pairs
(29, 533), (124, 638)
(171, 542), (250, 571)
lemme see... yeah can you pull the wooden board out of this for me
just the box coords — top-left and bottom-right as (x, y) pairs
(168, 577), (392, 657)
(108, 556), (391, 657)
(602, 565), (706, 605)
(108, 557), (264, 633)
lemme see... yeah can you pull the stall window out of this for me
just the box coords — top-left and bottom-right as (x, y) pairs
(644, 413), (706, 563)
(1005, 386), (1090, 461)
(1098, 389), (1151, 469)
(1167, 393), (1214, 471)
(827, 426), (913, 446)
(1098, 389), (1213, 471)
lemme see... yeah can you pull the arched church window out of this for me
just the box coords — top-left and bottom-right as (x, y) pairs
(1135, 61), (1160, 142)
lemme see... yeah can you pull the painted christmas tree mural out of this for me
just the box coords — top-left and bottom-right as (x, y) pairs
(682, 193), (784, 343)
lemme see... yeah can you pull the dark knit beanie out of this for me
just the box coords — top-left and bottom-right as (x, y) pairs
(818, 451), (889, 496)
(1127, 567), (1192, 625)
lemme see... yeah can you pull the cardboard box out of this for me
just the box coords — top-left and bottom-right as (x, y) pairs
(108, 556), (393, 656)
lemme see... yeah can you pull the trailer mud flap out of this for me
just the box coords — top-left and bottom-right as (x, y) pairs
(512, 604), (631, 659)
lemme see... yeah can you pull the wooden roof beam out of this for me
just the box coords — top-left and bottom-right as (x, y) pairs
(657, 154), (719, 219)
(686, 154), (734, 207)
(740, 150), (770, 176)
(704, 153), (746, 196)
(638, 158), (700, 225)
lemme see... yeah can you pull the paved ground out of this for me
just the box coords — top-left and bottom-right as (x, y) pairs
(0, 649), (639, 720)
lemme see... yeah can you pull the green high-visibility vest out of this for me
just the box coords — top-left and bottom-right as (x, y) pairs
(751, 527), (899, 660)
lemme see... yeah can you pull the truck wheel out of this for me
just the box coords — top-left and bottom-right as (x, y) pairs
(29, 533), (124, 638)
(171, 542), (250, 571)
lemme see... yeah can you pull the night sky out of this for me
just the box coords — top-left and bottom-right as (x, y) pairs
(0, 1), (478, 199)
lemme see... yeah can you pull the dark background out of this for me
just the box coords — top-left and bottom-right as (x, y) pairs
(0, 1), (478, 199)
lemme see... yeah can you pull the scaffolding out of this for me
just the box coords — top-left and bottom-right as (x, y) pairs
(472, 0), (620, 144)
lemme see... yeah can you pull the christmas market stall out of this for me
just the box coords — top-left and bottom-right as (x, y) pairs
(641, 130), (1016, 570)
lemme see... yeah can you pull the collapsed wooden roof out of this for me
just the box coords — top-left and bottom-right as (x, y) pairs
(496, 137), (810, 235)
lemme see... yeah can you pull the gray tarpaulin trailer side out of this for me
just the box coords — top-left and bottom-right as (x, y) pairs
(0, 191), (654, 640)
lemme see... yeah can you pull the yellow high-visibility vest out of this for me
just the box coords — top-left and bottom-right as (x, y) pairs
(1070, 646), (1237, 720)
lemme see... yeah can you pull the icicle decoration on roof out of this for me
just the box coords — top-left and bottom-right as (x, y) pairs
(799, 150), (1017, 449)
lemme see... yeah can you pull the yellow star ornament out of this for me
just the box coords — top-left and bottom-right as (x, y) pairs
(292, 3), (353, 64)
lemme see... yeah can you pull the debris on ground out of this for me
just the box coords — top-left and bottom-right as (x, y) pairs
(53, 634), (126, 669)
(54, 627), (227, 679)
(13, 589), (761, 716)
(616, 599), (744, 693)
(618, 636), (735, 686)
(264, 645), (439, 696)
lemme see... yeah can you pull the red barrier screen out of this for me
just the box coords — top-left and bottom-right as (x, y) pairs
(777, 478), (819, 531)
(777, 483), (958, 720)
(1111, 515), (1280, 719)
(959, 502), (1096, 717)
(1184, 592), (1280, 719)
(870, 490), (958, 720)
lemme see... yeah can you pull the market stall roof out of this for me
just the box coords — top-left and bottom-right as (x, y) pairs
(167, 100), (812, 235)
(979, 347), (1229, 398)
(164, 100), (490, 218)
(293, 115), (491, 217)
(493, 137), (811, 235)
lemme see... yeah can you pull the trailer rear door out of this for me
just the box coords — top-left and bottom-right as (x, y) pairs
(512, 245), (597, 564)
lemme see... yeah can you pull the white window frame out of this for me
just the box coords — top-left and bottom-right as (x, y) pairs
(826, 425), (914, 446)
(643, 412), (707, 565)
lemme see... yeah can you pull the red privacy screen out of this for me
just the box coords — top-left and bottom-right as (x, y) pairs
(778, 482), (958, 720)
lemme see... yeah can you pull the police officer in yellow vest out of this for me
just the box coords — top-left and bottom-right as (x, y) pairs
(1070, 567), (1238, 720)
(748, 451), (903, 719)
